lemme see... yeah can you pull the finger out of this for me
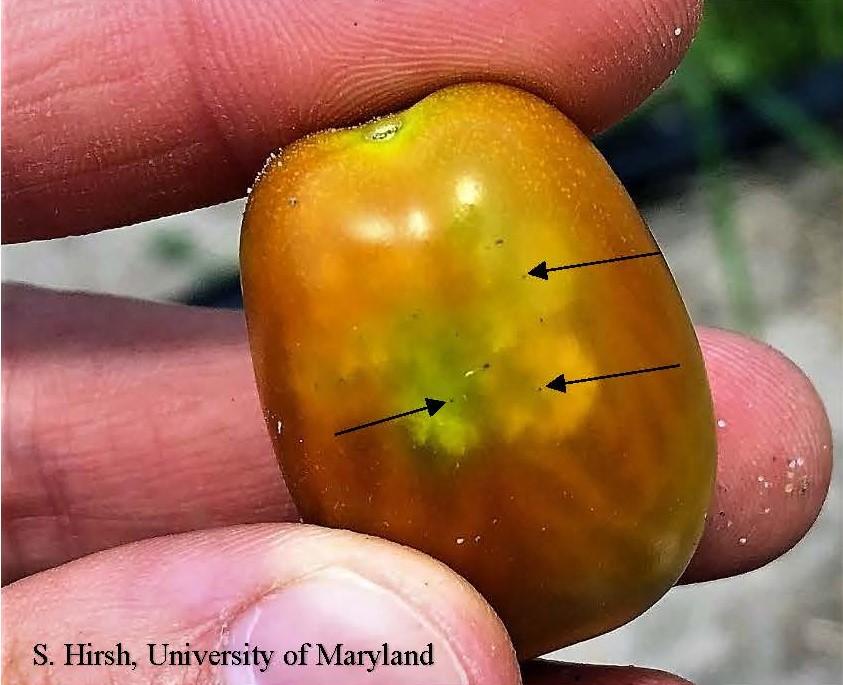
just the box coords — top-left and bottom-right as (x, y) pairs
(523, 659), (691, 684)
(679, 327), (833, 583)
(3, 286), (832, 585)
(2, 0), (701, 241)
(2, 284), (293, 583)
(2, 523), (519, 684)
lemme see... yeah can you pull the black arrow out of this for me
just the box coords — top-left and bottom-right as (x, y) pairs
(546, 363), (680, 393)
(335, 397), (447, 436)
(528, 250), (662, 280)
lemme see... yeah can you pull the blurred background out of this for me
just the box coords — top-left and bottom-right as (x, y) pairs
(3, 1), (841, 683)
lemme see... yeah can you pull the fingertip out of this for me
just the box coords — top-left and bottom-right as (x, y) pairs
(683, 328), (833, 582)
(6, 0), (705, 239)
(541, 0), (704, 133)
(258, 525), (521, 685)
(3, 524), (520, 685)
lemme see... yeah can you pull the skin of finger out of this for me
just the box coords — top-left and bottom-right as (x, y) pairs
(2, 0), (701, 242)
(1, 523), (520, 685)
(680, 328), (833, 582)
(2, 285), (832, 585)
(522, 660), (692, 684)
(1, 285), (294, 584)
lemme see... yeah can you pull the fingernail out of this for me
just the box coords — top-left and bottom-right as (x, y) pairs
(223, 567), (468, 684)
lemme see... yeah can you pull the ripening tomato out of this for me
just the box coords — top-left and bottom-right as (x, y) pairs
(240, 83), (716, 658)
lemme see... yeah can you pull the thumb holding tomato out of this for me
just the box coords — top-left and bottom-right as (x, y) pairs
(4, 524), (520, 684)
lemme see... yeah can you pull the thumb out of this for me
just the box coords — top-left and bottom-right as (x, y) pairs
(2, 523), (519, 685)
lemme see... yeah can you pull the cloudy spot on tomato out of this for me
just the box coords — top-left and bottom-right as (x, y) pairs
(349, 214), (394, 243)
(406, 209), (431, 239)
(455, 175), (483, 206)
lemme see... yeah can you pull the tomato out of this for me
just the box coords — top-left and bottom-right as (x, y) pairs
(240, 83), (716, 658)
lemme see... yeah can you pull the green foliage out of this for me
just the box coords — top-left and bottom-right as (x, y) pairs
(680, 0), (843, 91)
(639, 0), (843, 332)
(148, 232), (197, 264)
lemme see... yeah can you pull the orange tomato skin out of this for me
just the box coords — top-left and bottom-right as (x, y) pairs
(240, 83), (716, 658)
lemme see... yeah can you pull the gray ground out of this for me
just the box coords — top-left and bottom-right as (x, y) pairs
(3, 145), (841, 685)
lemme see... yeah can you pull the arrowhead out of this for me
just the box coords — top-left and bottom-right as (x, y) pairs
(528, 261), (549, 280)
(424, 397), (447, 417)
(546, 374), (567, 393)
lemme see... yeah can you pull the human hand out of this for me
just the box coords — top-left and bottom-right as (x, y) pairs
(2, 1), (832, 684)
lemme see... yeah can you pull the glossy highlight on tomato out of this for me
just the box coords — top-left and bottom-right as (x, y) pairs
(240, 83), (716, 658)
